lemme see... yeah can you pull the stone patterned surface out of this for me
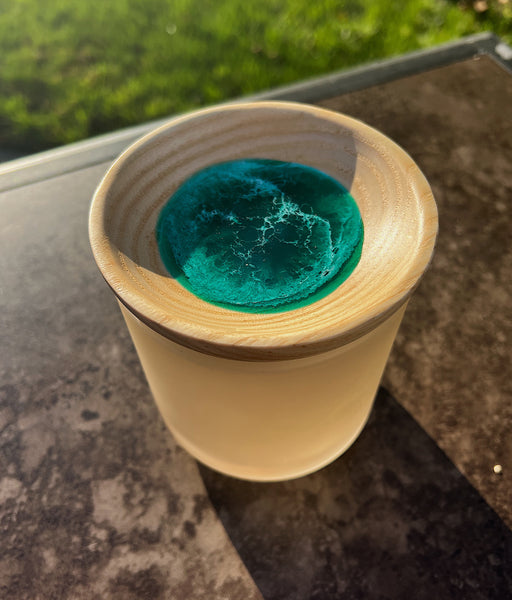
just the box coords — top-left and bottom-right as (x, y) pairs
(1, 56), (511, 599)
(0, 166), (262, 600)
(320, 55), (512, 529)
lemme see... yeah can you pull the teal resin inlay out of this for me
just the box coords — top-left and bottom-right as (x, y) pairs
(156, 159), (363, 313)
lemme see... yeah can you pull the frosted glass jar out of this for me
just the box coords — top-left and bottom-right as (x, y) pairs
(120, 302), (407, 481)
(89, 101), (437, 481)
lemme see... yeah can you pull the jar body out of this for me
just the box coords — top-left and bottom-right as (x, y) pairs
(119, 302), (406, 481)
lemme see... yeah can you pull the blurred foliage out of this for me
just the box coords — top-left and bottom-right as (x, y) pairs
(0, 0), (510, 152)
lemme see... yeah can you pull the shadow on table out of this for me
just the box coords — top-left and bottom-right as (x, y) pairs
(199, 387), (512, 600)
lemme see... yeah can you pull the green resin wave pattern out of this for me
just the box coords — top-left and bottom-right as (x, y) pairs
(156, 159), (363, 313)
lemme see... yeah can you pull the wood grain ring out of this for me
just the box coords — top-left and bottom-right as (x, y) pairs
(89, 101), (438, 361)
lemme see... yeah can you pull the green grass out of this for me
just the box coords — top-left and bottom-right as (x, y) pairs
(0, 0), (510, 153)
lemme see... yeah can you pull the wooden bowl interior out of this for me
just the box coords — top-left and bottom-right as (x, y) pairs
(89, 102), (437, 360)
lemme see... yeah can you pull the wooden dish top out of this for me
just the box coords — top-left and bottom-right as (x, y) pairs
(89, 101), (437, 361)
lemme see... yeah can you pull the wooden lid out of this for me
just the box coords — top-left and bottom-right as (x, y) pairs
(89, 101), (437, 361)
